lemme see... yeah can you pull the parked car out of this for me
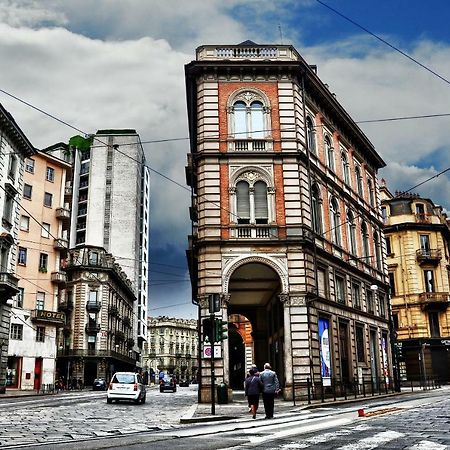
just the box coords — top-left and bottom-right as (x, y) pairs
(179, 379), (189, 387)
(93, 378), (107, 391)
(159, 375), (177, 392)
(107, 372), (146, 404)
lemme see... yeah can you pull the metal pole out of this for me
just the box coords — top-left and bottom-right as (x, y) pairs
(210, 313), (215, 415)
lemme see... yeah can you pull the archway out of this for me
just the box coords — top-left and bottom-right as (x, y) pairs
(226, 261), (285, 386)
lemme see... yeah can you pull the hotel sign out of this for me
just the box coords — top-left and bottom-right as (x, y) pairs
(32, 309), (65, 325)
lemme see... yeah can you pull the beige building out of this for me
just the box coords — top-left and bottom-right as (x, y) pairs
(144, 316), (198, 381)
(8, 150), (70, 390)
(381, 184), (450, 383)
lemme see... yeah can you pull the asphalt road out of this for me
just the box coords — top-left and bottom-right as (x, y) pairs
(0, 386), (449, 449)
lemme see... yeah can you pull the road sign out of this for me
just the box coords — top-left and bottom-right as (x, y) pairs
(202, 345), (222, 359)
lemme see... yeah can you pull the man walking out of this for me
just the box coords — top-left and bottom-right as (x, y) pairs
(259, 363), (280, 419)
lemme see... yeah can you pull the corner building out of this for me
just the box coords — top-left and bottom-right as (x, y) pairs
(185, 42), (392, 402)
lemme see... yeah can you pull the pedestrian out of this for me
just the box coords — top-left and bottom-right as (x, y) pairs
(245, 368), (262, 419)
(259, 363), (280, 419)
(245, 365), (259, 412)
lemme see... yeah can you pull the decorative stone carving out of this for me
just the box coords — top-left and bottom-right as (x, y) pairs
(287, 295), (307, 306)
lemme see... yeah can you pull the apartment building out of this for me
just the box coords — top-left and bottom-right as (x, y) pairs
(8, 151), (70, 390)
(381, 185), (450, 382)
(185, 41), (392, 402)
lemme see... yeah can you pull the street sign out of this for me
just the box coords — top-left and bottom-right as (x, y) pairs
(202, 345), (221, 359)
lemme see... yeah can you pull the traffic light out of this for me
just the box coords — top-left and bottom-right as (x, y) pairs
(202, 318), (213, 343)
(214, 319), (228, 342)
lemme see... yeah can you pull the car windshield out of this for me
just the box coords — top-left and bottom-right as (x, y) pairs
(112, 374), (135, 384)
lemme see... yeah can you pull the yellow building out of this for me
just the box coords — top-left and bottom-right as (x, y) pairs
(381, 183), (450, 383)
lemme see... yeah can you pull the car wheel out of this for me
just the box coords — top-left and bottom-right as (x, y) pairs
(107, 398), (112, 404)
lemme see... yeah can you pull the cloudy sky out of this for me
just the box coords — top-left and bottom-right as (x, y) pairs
(1, 0), (450, 319)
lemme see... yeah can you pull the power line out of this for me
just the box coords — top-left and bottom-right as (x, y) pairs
(314, 0), (450, 87)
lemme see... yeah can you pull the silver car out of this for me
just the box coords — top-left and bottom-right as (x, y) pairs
(107, 372), (146, 404)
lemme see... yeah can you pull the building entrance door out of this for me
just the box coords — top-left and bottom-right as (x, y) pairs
(34, 357), (42, 391)
(338, 322), (350, 384)
(228, 326), (246, 390)
(369, 330), (379, 387)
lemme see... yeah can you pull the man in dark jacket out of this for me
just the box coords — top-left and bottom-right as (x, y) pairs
(259, 363), (280, 419)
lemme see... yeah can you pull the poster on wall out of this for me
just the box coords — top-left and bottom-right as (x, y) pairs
(381, 334), (389, 383)
(319, 318), (331, 386)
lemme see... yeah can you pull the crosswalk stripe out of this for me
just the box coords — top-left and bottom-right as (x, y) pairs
(408, 440), (447, 450)
(336, 430), (404, 449)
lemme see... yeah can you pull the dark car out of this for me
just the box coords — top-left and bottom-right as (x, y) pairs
(159, 375), (177, 392)
(93, 378), (107, 391)
(179, 379), (189, 387)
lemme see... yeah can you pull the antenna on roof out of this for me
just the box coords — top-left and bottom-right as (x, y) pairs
(278, 23), (284, 44)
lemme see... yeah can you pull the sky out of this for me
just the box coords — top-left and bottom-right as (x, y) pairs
(1, 0), (450, 320)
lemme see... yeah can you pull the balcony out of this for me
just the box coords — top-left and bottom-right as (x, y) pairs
(115, 330), (125, 342)
(418, 292), (450, 311)
(122, 316), (131, 327)
(56, 207), (70, 222)
(31, 309), (65, 326)
(126, 338), (135, 348)
(0, 272), (19, 298)
(230, 225), (277, 239)
(64, 183), (72, 196)
(415, 213), (432, 224)
(416, 249), (442, 265)
(231, 140), (268, 152)
(51, 271), (67, 284)
(54, 238), (69, 250)
(86, 301), (101, 312)
(108, 305), (119, 316)
(58, 299), (73, 312)
(85, 323), (101, 334)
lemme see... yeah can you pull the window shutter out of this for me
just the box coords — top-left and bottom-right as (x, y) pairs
(254, 181), (268, 222)
(236, 181), (250, 221)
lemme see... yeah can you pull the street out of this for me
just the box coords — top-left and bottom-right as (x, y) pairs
(0, 386), (449, 449)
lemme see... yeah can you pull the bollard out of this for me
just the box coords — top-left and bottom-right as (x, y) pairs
(358, 408), (365, 417)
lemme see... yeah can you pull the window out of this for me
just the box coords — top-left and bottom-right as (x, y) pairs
(379, 292), (386, 318)
(89, 252), (99, 265)
(23, 184), (32, 199)
(44, 192), (53, 207)
(10, 323), (23, 340)
(381, 206), (388, 224)
(311, 183), (322, 234)
(355, 326), (365, 362)
(80, 161), (90, 175)
(235, 179), (268, 225)
(3, 193), (14, 225)
(389, 272), (396, 296)
(8, 155), (17, 180)
(341, 151), (350, 185)
(18, 247), (27, 265)
(347, 210), (357, 255)
(317, 267), (327, 298)
(325, 135), (334, 170)
(89, 290), (98, 305)
(355, 166), (363, 196)
(367, 178), (375, 206)
(39, 253), (48, 272)
(361, 222), (370, 262)
(352, 282), (361, 309)
(335, 275), (346, 304)
(41, 223), (50, 238)
(16, 288), (24, 308)
(373, 231), (382, 270)
(329, 197), (341, 245)
(232, 97), (266, 139)
(25, 158), (35, 173)
(36, 326), (45, 342)
(46, 167), (55, 182)
(20, 215), (30, 231)
(366, 288), (374, 314)
(306, 116), (316, 155)
(424, 270), (435, 293)
(429, 312), (440, 338)
(36, 292), (45, 310)
(419, 234), (430, 253)
(386, 236), (392, 255)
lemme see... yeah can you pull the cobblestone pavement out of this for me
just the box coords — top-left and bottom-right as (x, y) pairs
(0, 385), (198, 448)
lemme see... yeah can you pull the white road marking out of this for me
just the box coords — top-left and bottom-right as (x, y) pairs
(408, 440), (447, 450)
(336, 430), (404, 449)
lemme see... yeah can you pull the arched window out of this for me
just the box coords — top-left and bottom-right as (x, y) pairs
(347, 210), (357, 255)
(306, 116), (316, 155)
(330, 197), (341, 245)
(367, 178), (375, 207)
(325, 135), (334, 170)
(361, 221), (370, 262)
(355, 166), (363, 196)
(250, 102), (264, 139)
(235, 178), (269, 225)
(233, 101), (247, 138)
(341, 151), (350, 185)
(311, 183), (322, 234)
(374, 231), (382, 269)
(236, 181), (250, 224)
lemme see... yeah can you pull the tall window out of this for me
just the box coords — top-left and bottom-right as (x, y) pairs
(429, 312), (440, 338)
(366, 288), (374, 314)
(335, 275), (346, 304)
(36, 326), (45, 342)
(235, 179), (269, 225)
(44, 192), (53, 207)
(355, 326), (365, 362)
(424, 270), (435, 292)
(233, 100), (265, 139)
(306, 116), (316, 155)
(325, 135), (334, 170)
(389, 272), (396, 296)
(311, 183), (322, 234)
(25, 158), (35, 173)
(41, 223), (50, 238)
(341, 151), (350, 185)
(46, 167), (55, 182)
(346, 210), (357, 255)
(355, 166), (363, 196)
(367, 178), (375, 206)
(386, 236), (392, 255)
(373, 231), (382, 269)
(23, 184), (32, 199)
(330, 197), (341, 245)
(352, 282), (361, 309)
(16, 288), (24, 308)
(20, 215), (30, 231)
(10, 324), (23, 340)
(361, 222), (370, 262)
(8, 155), (17, 180)
(39, 253), (48, 271)
(419, 234), (430, 253)
(18, 247), (27, 265)
(317, 267), (327, 298)
(36, 292), (45, 310)
(379, 293), (386, 318)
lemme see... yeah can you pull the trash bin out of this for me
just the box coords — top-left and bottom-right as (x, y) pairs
(217, 382), (228, 404)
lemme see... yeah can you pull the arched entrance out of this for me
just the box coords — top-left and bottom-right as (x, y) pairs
(226, 261), (285, 387)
